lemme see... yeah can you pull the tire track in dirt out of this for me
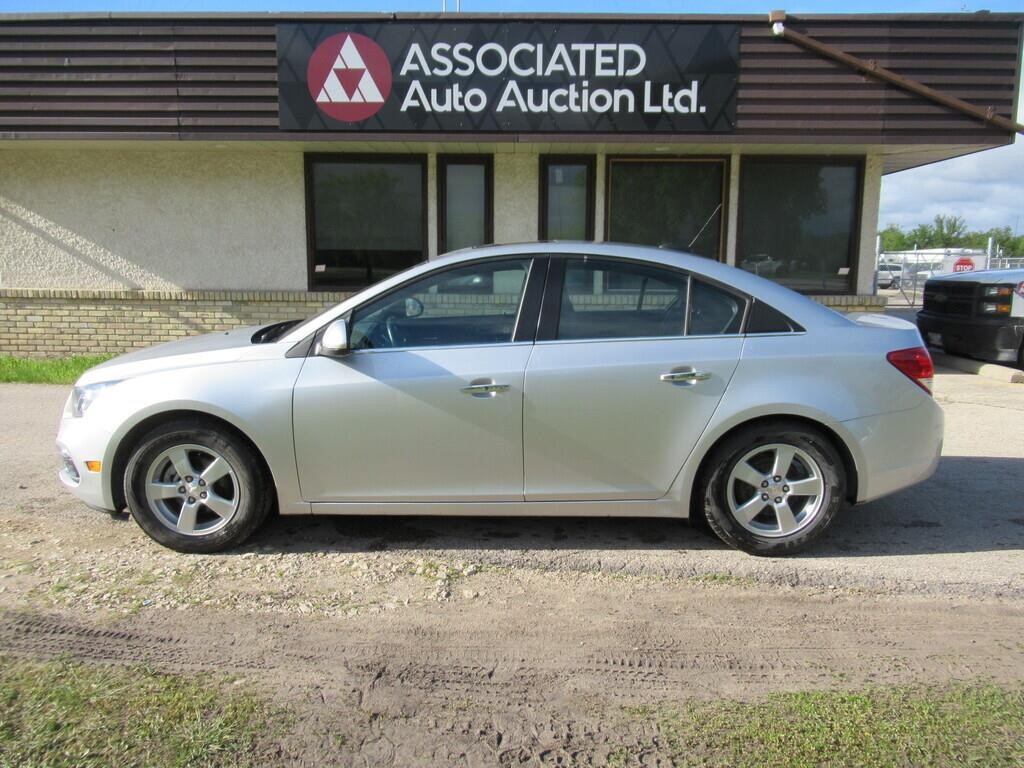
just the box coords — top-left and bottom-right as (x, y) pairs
(4, 592), (1022, 705)
(3, 590), (1024, 766)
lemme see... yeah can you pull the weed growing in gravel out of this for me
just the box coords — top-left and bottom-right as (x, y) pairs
(0, 655), (281, 767)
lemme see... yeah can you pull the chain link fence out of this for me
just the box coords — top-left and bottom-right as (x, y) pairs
(875, 249), (993, 308)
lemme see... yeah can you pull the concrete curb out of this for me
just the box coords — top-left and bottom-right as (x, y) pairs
(932, 351), (1024, 384)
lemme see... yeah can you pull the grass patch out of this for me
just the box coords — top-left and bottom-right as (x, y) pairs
(623, 683), (1024, 767)
(0, 355), (113, 385)
(0, 656), (278, 768)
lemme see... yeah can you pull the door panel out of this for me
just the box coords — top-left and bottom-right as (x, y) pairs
(294, 345), (532, 502)
(523, 337), (742, 500)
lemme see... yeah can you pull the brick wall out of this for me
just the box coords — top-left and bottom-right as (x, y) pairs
(0, 289), (886, 358)
(0, 289), (351, 357)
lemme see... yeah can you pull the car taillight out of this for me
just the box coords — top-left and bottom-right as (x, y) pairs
(887, 347), (934, 394)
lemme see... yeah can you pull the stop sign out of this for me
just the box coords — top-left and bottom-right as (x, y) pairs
(953, 257), (975, 272)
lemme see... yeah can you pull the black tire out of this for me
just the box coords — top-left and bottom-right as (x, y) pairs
(699, 421), (845, 556)
(124, 419), (273, 553)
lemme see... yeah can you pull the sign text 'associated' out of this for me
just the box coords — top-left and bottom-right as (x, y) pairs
(278, 22), (739, 133)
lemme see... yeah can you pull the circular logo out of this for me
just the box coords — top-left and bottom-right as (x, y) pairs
(307, 33), (392, 123)
(953, 257), (975, 273)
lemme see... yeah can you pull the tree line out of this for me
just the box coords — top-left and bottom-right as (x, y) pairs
(880, 214), (1023, 256)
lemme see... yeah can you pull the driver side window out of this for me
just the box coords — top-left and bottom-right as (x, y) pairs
(349, 258), (531, 350)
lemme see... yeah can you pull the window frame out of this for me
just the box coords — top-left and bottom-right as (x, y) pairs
(536, 254), (751, 343)
(736, 155), (865, 296)
(538, 155), (596, 241)
(304, 152), (429, 292)
(437, 154), (494, 255)
(342, 255), (547, 354)
(604, 155), (730, 262)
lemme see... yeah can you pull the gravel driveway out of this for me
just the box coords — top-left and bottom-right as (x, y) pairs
(4, 369), (1022, 601)
(2, 369), (1022, 765)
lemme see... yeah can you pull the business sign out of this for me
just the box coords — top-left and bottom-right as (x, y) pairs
(278, 22), (738, 133)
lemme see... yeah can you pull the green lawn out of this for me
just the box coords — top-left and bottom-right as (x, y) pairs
(0, 355), (113, 385)
(625, 683), (1024, 767)
(0, 657), (277, 768)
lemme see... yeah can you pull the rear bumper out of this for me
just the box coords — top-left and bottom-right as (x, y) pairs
(917, 312), (1023, 364)
(844, 397), (944, 504)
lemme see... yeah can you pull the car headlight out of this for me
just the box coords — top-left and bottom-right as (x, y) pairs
(67, 381), (120, 418)
(983, 285), (1012, 298)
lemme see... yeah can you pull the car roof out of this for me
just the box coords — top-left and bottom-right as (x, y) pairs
(282, 242), (847, 343)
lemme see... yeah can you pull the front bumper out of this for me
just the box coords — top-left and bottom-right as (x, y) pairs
(844, 397), (944, 504)
(917, 312), (1023, 364)
(56, 413), (118, 512)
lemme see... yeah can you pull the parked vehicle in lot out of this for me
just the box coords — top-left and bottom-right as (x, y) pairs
(917, 268), (1024, 367)
(739, 254), (784, 277)
(876, 263), (903, 289)
(57, 243), (943, 556)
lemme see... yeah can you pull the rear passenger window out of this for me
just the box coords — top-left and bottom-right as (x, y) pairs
(557, 259), (688, 340)
(746, 299), (801, 334)
(688, 279), (744, 336)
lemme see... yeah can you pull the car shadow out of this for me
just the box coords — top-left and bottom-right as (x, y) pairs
(240, 456), (1024, 558)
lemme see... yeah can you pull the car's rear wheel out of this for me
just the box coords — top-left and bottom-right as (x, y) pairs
(124, 420), (272, 553)
(699, 422), (845, 556)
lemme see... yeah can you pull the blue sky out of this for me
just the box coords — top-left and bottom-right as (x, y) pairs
(880, 80), (1023, 235)
(2, 0), (1021, 234)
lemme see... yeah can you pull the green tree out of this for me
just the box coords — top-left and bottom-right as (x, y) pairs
(931, 214), (968, 246)
(905, 222), (937, 250)
(879, 224), (909, 252)
(880, 217), (1023, 257)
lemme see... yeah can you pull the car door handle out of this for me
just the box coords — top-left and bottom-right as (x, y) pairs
(660, 369), (711, 384)
(461, 382), (510, 397)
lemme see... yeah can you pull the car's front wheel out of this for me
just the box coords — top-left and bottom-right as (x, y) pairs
(124, 419), (272, 553)
(699, 422), (845, 556)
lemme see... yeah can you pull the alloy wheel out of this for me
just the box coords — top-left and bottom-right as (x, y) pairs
(725, 443), (826, 538)
(143, 443), (240, 536)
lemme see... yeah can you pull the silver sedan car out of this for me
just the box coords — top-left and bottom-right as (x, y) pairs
(57, 243), (943, 556)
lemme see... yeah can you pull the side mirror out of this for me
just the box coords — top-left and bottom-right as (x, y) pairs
(320, 318), (349, 355)
(405, 297), (424, 318)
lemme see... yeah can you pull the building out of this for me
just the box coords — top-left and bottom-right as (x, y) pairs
(0, 11), (1021, 356)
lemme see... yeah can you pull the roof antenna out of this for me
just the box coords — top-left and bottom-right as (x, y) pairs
(687, 203), (722, 250)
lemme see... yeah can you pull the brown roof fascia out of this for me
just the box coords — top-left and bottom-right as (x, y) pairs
(767, 9), (1024, 137)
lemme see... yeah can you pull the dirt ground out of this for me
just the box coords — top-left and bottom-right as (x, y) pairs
(1, 369), (1023, 765)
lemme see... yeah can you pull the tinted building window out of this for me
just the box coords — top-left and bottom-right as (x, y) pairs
(739, 158), (861, 293)
(607, 159), (725, 259)
(540, 156), (595, 240)
(439, 155), (493, 254)
(307, 155), (426, 290)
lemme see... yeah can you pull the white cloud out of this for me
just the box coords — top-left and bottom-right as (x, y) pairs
(880, 83), (1024, 235)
